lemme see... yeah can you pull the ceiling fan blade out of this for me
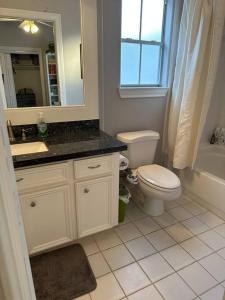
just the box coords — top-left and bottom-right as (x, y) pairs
(0, 18), (53, 30)
(0, 18), (22, 22)
(37, 21), (53, 28)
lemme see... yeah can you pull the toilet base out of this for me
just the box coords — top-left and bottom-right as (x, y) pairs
(142, 196), (164, 217)
(135, 179), (182, 217)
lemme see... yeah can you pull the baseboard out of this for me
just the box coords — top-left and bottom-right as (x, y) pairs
(183, 188), (225, 221)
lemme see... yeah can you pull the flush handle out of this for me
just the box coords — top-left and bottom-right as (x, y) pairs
(16, 177), (24, 183)
(88, 164), (101, 169)
(84, 188), (90, 193)
(30, 202), (36, 207)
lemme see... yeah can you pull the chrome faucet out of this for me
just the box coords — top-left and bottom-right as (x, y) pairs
(21, 128), (33, 141)
(6, 120), (15, 142)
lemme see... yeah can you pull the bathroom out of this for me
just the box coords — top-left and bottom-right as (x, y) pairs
(1, 0), (225, 299)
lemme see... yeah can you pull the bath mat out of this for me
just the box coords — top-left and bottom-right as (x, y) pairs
(30, 244), (97, 300)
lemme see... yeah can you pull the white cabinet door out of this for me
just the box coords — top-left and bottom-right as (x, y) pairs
(20, 185), (74, 254)
(76, 176), (112, 237)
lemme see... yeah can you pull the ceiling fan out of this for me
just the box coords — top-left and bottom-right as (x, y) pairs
(0, 17), (53, 34)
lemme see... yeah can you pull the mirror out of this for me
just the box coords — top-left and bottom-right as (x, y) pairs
(0, 5), (84, 108)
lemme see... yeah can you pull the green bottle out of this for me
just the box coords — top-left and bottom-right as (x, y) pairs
(37, 112), (48, 138)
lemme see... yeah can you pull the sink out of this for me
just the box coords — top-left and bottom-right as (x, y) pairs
(11, 142), (48, 156)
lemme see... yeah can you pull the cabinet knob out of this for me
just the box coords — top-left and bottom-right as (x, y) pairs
(84, 188), (90, 193)
(30, 202), (36, 207)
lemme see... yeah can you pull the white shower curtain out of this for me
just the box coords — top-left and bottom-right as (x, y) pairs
(168, 0), (225, 169)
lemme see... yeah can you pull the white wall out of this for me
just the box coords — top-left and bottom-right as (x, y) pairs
(98, 0), (167, 161)
(0, 0), (83, 105)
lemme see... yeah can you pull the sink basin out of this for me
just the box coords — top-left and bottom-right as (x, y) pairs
(11, 142), (48, 156)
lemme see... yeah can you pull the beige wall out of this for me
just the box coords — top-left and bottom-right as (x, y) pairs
(219, 38), (225, 128)
(0, 0), (83, 105)
(201, 33), (225, 144)
(0, 281), (5, 300)
(218, 35), (225, 128)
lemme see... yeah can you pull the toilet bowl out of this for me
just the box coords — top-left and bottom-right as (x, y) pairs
(137, 164), (182, 216)
(117, 130), (182, 217)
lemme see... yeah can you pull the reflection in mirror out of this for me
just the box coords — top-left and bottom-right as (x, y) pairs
(0, 9), (83, 108)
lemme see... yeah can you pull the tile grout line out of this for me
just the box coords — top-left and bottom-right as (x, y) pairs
(105, 220), (200, 297)
(92, 229), (135, 299)
(130, 201), (225, 298)
(110, 219), (168, 299)
(136, 249), (199, 299)
(90, 218), (168, 298)
(90, 222), (225, 283)
(81, 199), (225, 299)
(194, 283), (224, 299)
(91, 221), (225, 270)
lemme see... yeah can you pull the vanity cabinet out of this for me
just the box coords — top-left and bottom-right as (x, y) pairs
(16, 153), (119, 254)
(76, 177), (112, 237)
(20, 185), (74, 254)
(74, 155), (119, 237)
(16, 161), (75, 254)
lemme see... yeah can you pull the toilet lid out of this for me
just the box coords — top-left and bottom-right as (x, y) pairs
(137, 164), (181, 190)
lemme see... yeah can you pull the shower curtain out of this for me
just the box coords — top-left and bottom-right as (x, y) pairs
(167, 0), (225, 169)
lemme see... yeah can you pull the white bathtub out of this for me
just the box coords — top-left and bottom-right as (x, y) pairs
(181, 145), (225, 218)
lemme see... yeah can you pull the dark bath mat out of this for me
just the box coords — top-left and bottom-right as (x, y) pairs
(30, 244), (97, 300)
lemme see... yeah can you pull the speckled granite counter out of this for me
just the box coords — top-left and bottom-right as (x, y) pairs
(11, 120), (127, 168)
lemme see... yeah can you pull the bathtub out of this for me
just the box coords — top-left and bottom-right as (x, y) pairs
(181, 144), (225, 218)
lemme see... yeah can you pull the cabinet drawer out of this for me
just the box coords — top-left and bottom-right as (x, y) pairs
(16, 162), (70, 192)
(74, 155), (112, 180)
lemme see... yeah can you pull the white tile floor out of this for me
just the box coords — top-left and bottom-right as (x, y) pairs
(76, 195), (225, 300)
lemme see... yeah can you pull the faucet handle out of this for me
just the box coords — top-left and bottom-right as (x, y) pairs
(22, 129), (26, 141)
(21, 127), (33, 141)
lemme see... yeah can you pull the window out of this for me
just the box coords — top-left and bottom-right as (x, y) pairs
(120, 0), (167, 87)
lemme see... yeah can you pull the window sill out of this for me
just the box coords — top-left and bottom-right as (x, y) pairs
(118, 87), (169, 99)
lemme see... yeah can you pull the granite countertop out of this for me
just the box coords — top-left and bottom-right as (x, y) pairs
(12, 121), (127, 168)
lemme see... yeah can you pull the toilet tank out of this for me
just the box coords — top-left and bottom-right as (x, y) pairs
(117, 130), (160, 169)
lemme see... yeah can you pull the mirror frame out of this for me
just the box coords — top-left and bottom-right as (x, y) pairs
(1, 0), (99, 124)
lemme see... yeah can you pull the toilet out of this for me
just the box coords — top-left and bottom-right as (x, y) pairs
(117, 130), (182, 216)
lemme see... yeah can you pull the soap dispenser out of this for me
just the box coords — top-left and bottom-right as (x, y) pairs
(37, 112), (48, 138)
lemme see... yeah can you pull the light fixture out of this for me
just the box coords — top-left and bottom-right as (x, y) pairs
(30, 22), (39, 34)
(19, 20), (39, 34)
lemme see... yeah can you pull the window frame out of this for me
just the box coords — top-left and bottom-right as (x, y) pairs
(120, 0), (168, 88)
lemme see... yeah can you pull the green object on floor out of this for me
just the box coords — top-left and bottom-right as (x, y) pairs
(119, 198), (127, 223)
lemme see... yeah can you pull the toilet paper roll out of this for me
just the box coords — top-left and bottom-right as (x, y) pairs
(119, 154), (129, 170)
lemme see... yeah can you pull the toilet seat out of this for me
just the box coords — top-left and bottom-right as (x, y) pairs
(137, 164), (181, 192)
